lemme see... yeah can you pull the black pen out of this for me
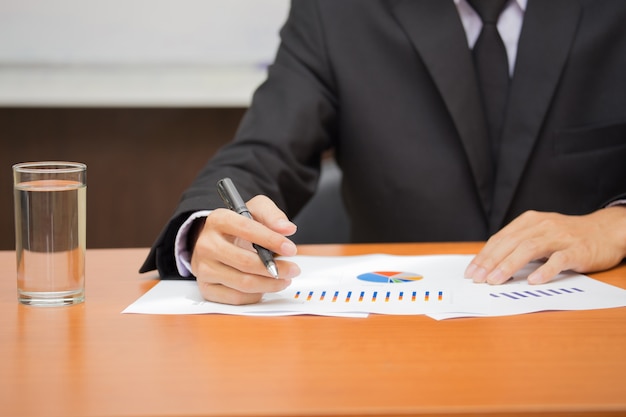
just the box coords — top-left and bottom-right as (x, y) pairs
(216, 178), (279, 278)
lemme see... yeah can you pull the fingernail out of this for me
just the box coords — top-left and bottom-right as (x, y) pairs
(286, 263), (301, 278)
(473, 267), (488, 283)
(464, 263), (477, 279)
(277, 218), (296, 229)
(487, 268), (506, 285)
(528, 272), (542, 284)
(280, 241), (298, 256)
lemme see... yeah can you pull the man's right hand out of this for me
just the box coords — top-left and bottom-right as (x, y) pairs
(190, 195), (300, 305)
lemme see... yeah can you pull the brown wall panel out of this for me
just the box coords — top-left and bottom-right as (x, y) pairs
(0, 108), (245, 249)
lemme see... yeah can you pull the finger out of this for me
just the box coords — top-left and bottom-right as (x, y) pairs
(198, 274), (293, 304)
(211, 208), (297, 257)
(483, 238), (552, 284)
(527, 250), (575, 285)
(465, 227), (523, 282)
(466, 211), (550, 282)
(193, 253), (295, 303)
(213, 245), (302, 281)
(194, 256), (296, 305)
(195, 232), (300, 281)
(198, 281), (263, 305)
(247, 195), (298, 236)
(466, 232), (525, 283)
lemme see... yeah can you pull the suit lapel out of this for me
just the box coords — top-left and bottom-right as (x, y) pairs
(490, 0), (581, 232)
(389, 0), (494, 216)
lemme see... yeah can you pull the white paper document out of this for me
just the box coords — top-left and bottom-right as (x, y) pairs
(123, 255), (626, 319)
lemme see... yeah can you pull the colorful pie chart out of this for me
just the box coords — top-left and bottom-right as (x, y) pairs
(357, 271), (423, 283)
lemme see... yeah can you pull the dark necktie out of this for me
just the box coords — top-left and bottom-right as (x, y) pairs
(467, 0), (510, 159)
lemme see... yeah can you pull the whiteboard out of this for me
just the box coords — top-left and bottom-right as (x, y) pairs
(0, 0), (290, 66)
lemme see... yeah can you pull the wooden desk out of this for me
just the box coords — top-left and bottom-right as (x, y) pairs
(1, 243), (625, 417)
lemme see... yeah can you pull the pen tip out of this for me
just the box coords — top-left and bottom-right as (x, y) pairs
(267, 262), (279, 279)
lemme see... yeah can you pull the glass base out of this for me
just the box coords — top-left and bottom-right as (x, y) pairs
(18, 289), (85, 307)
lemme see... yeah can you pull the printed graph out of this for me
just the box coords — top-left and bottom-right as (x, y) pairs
(293, 289), (444, 303)
(357, 271), (423, 283)
(490, 287), (584, 300)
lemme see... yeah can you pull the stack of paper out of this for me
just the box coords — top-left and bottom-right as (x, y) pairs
(123, 255), (626, 320)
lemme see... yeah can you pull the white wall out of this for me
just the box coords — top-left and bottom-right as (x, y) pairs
(0, 0), (290, 66)
(0, 0), (290, 105)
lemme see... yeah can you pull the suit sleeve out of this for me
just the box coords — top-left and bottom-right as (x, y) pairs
(140, 0), (338, 277)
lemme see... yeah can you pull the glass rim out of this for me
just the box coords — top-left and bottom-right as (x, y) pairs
(13, 161), (86, 174)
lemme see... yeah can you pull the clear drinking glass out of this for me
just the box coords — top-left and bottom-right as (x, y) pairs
(13, 162), (87, 306)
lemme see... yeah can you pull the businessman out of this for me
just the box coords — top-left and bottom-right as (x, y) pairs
(141, 0), (626, 305)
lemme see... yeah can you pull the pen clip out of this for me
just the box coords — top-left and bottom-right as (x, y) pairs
(217, 177), (249, 215)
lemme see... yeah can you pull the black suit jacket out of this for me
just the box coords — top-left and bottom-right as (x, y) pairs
(142, 0), (626, 276)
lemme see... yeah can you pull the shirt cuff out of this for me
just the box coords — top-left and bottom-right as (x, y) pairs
(174, 210), (212, 277)
(607, 200), (626, 207)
